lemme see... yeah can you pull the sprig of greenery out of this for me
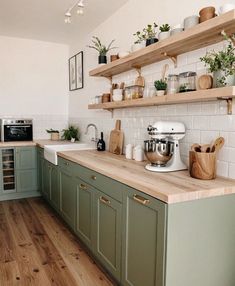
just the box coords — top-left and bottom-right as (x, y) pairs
(143, 23), (158, 39)
(159, 24), (170, 32)
(200, 31), (235, 86)
(88, 36), (117, 56)
(46, 129), (59, 134)
(154, 79), (167, 90)
(133, 31), (145, 44)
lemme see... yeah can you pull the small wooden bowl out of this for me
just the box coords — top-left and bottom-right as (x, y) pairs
(189, 151), (217, 180)
(110, 55), (119, 62)
(102, 93), (111, 103)
(199, 6), (216, 23)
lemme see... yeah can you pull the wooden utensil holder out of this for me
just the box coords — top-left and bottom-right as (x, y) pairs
(189, 151), (217, 180)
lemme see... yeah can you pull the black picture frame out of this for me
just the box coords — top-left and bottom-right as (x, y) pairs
(69, 51), (84, 91)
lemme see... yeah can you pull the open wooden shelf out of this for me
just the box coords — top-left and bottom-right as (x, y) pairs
(88, 87), (235, 112)
(89, 10), (235, 78)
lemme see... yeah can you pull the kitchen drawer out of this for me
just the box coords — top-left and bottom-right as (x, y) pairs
(74, 164), (123, 203)
(58, 157), (78, 175)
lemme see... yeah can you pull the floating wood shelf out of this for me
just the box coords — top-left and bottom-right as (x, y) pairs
(89, 10), (235, 78)
(88, 87), (235, 114)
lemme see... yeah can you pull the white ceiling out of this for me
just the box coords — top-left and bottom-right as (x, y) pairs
(0, 0), (128, 44)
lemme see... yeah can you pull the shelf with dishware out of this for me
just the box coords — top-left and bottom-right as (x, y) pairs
(89, 10), (235, 78)
(88, 86), (235, 114)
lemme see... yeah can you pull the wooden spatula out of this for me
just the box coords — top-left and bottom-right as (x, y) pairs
(109, 120), (124, 155)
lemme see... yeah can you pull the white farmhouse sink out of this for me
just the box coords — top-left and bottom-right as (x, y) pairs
(44, 143), (95, 165)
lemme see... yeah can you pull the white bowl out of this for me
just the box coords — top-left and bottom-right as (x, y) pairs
(113, 89), (123, 96)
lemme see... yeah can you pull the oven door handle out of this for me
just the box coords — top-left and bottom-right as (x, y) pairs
(5, 125), (32, 128)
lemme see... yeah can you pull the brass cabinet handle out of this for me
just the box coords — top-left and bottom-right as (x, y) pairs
(64, 162), (69, 166)
(79, 184), (87, 191)
(91, 175), (97, 180)
(133, 194), (150, 205)
(100, 196), (111, 205)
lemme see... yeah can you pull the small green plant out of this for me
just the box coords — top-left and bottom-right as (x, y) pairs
(46, 129), (59, 133)
(133, 31), (145, 44)
(88, 36), (117, 56)
(200, 31), (235, 86)
(62, 126), (80, 141)
(159, 24), (170, 32)
(179, 84), (187, 92)
(154, 79), (167, 90)
(143, 23), (158, 39)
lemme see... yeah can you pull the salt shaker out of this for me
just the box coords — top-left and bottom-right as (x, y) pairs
(133, 145), (144, 162)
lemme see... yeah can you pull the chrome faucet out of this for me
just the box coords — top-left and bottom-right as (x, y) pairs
(85, 123), (98, 143)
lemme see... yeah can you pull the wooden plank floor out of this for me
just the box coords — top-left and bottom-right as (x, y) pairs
(0, 198), (114, 286)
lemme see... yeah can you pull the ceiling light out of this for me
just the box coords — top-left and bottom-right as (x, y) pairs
(64, 0), (86, 23)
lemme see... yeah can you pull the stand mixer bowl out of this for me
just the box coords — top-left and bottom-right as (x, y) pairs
(144, 139), (174, 166)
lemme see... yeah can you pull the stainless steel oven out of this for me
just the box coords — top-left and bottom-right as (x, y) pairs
(1, 119), (33, 142)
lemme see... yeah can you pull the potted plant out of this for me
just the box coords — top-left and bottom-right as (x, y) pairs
(200, 31), (235, 87)
(88, 36), (117, 65)
(46, 129), (60, 141)
(62, 126), (80, 142)
(143, 23), (158, 46)
(154, 79), (167, 96)
(132, 31), (145, 52)
(159, 24), (171, 41)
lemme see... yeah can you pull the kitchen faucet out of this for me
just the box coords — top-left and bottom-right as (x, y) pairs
(85, 123), (98, 143)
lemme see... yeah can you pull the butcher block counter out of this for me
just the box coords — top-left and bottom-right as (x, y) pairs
(57, 150), (235, 204)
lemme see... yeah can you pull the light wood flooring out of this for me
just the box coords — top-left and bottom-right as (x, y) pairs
(0, 198), (114, 286)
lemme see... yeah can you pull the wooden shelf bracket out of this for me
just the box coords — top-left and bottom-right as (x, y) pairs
(162, 52), (177, 68)
(219, 97), (233, 115)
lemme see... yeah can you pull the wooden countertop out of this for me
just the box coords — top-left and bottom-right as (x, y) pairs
(58, 150), (235, 204)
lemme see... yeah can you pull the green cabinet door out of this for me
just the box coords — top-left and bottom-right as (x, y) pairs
(50, 164), (59, 210)
(16, 169), (37, 192)
(76, 178), (93, 249)
(122, 188), (167, 286)
(37, 148), (44, 193)
(16, 147), (37, 169)
(94, 189), (122, 281)
(59, 168), (76, 229)
(42, 159), (51, 200)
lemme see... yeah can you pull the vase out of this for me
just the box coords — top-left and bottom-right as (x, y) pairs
(158, 31), (171, 41)
(156, 90), (165, 96)
(213, 70), (235, 88)
(98, 55), (107, 65)
(146, 38), (158, 47)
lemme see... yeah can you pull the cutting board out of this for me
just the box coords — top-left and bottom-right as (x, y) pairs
(109, 120), (124, 155)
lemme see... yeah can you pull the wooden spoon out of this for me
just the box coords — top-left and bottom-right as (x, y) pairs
(191, 143), (201, 152)
(210, 137), (225, 153)
(200, 144), (211, 153)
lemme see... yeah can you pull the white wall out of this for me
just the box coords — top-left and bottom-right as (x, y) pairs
(68, 0), (235, 179)
(0, 36), (69, 138)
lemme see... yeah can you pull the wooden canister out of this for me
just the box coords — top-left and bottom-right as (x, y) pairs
(189, 151), (217, 180)
(110, 55), (119, 62)
(51, 132), (60, 141)
(102, 93), (111, 103)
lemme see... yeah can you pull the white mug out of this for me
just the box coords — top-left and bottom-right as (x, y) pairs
(125, 144), (133, 160)
(133, 145), (144, 162)
(219, 4), (235, 14)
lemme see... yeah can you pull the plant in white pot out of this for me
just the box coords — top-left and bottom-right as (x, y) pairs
(62, 126), (80, 142)
(200, 31), (235, 87)
(154, 79), (167, 96)
(159, 24), (171, 41)
(88, 36), (117, 65)
(132, 31), (145, 52)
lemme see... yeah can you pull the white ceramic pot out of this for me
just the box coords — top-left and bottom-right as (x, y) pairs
(213, 71), (235, 87)
(156, 90), (165, 96)
(133, 145), (144, 162)
(184, 15), (199, 30)
(170, 28), (184, 36)
(158, 31), (171, 41)
(218, 3), (235, 14)
(131, 42), (145, 52)
(125, 144), (133, 160)
(113, 90), (123, 102)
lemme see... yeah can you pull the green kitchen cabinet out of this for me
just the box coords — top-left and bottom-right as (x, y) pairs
(50, 163), (59, 210)
(42, 159), (51, 200)
(122, 188), (167, 286)
(93, 189), (122, 281)
(59, 166), (76, 229)
(15, 147), (38, 192)
(76, 178), (94, 249)
(37, 148), (44, 193)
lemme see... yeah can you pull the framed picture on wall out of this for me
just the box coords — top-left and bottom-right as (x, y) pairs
(76, 51), (84, 89)
(69, 51), (84, 91)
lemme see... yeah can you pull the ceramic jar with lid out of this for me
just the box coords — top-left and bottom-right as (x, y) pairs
(167, 74), (179, 94)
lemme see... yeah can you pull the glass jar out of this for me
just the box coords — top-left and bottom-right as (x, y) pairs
(144, 83), (156, 98)
(167, 74), (179, 94)
(124, 85), (144, 100)
(179, 72), (197, 92)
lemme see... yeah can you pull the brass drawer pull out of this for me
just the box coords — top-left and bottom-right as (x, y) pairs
(133, 194), (150, 205)
(79, 184), (87, 191)
(91, 175), (97, 180)
(100, 196), (111, 205)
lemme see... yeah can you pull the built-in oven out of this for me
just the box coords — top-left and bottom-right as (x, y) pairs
(1, 119), (33, 142)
